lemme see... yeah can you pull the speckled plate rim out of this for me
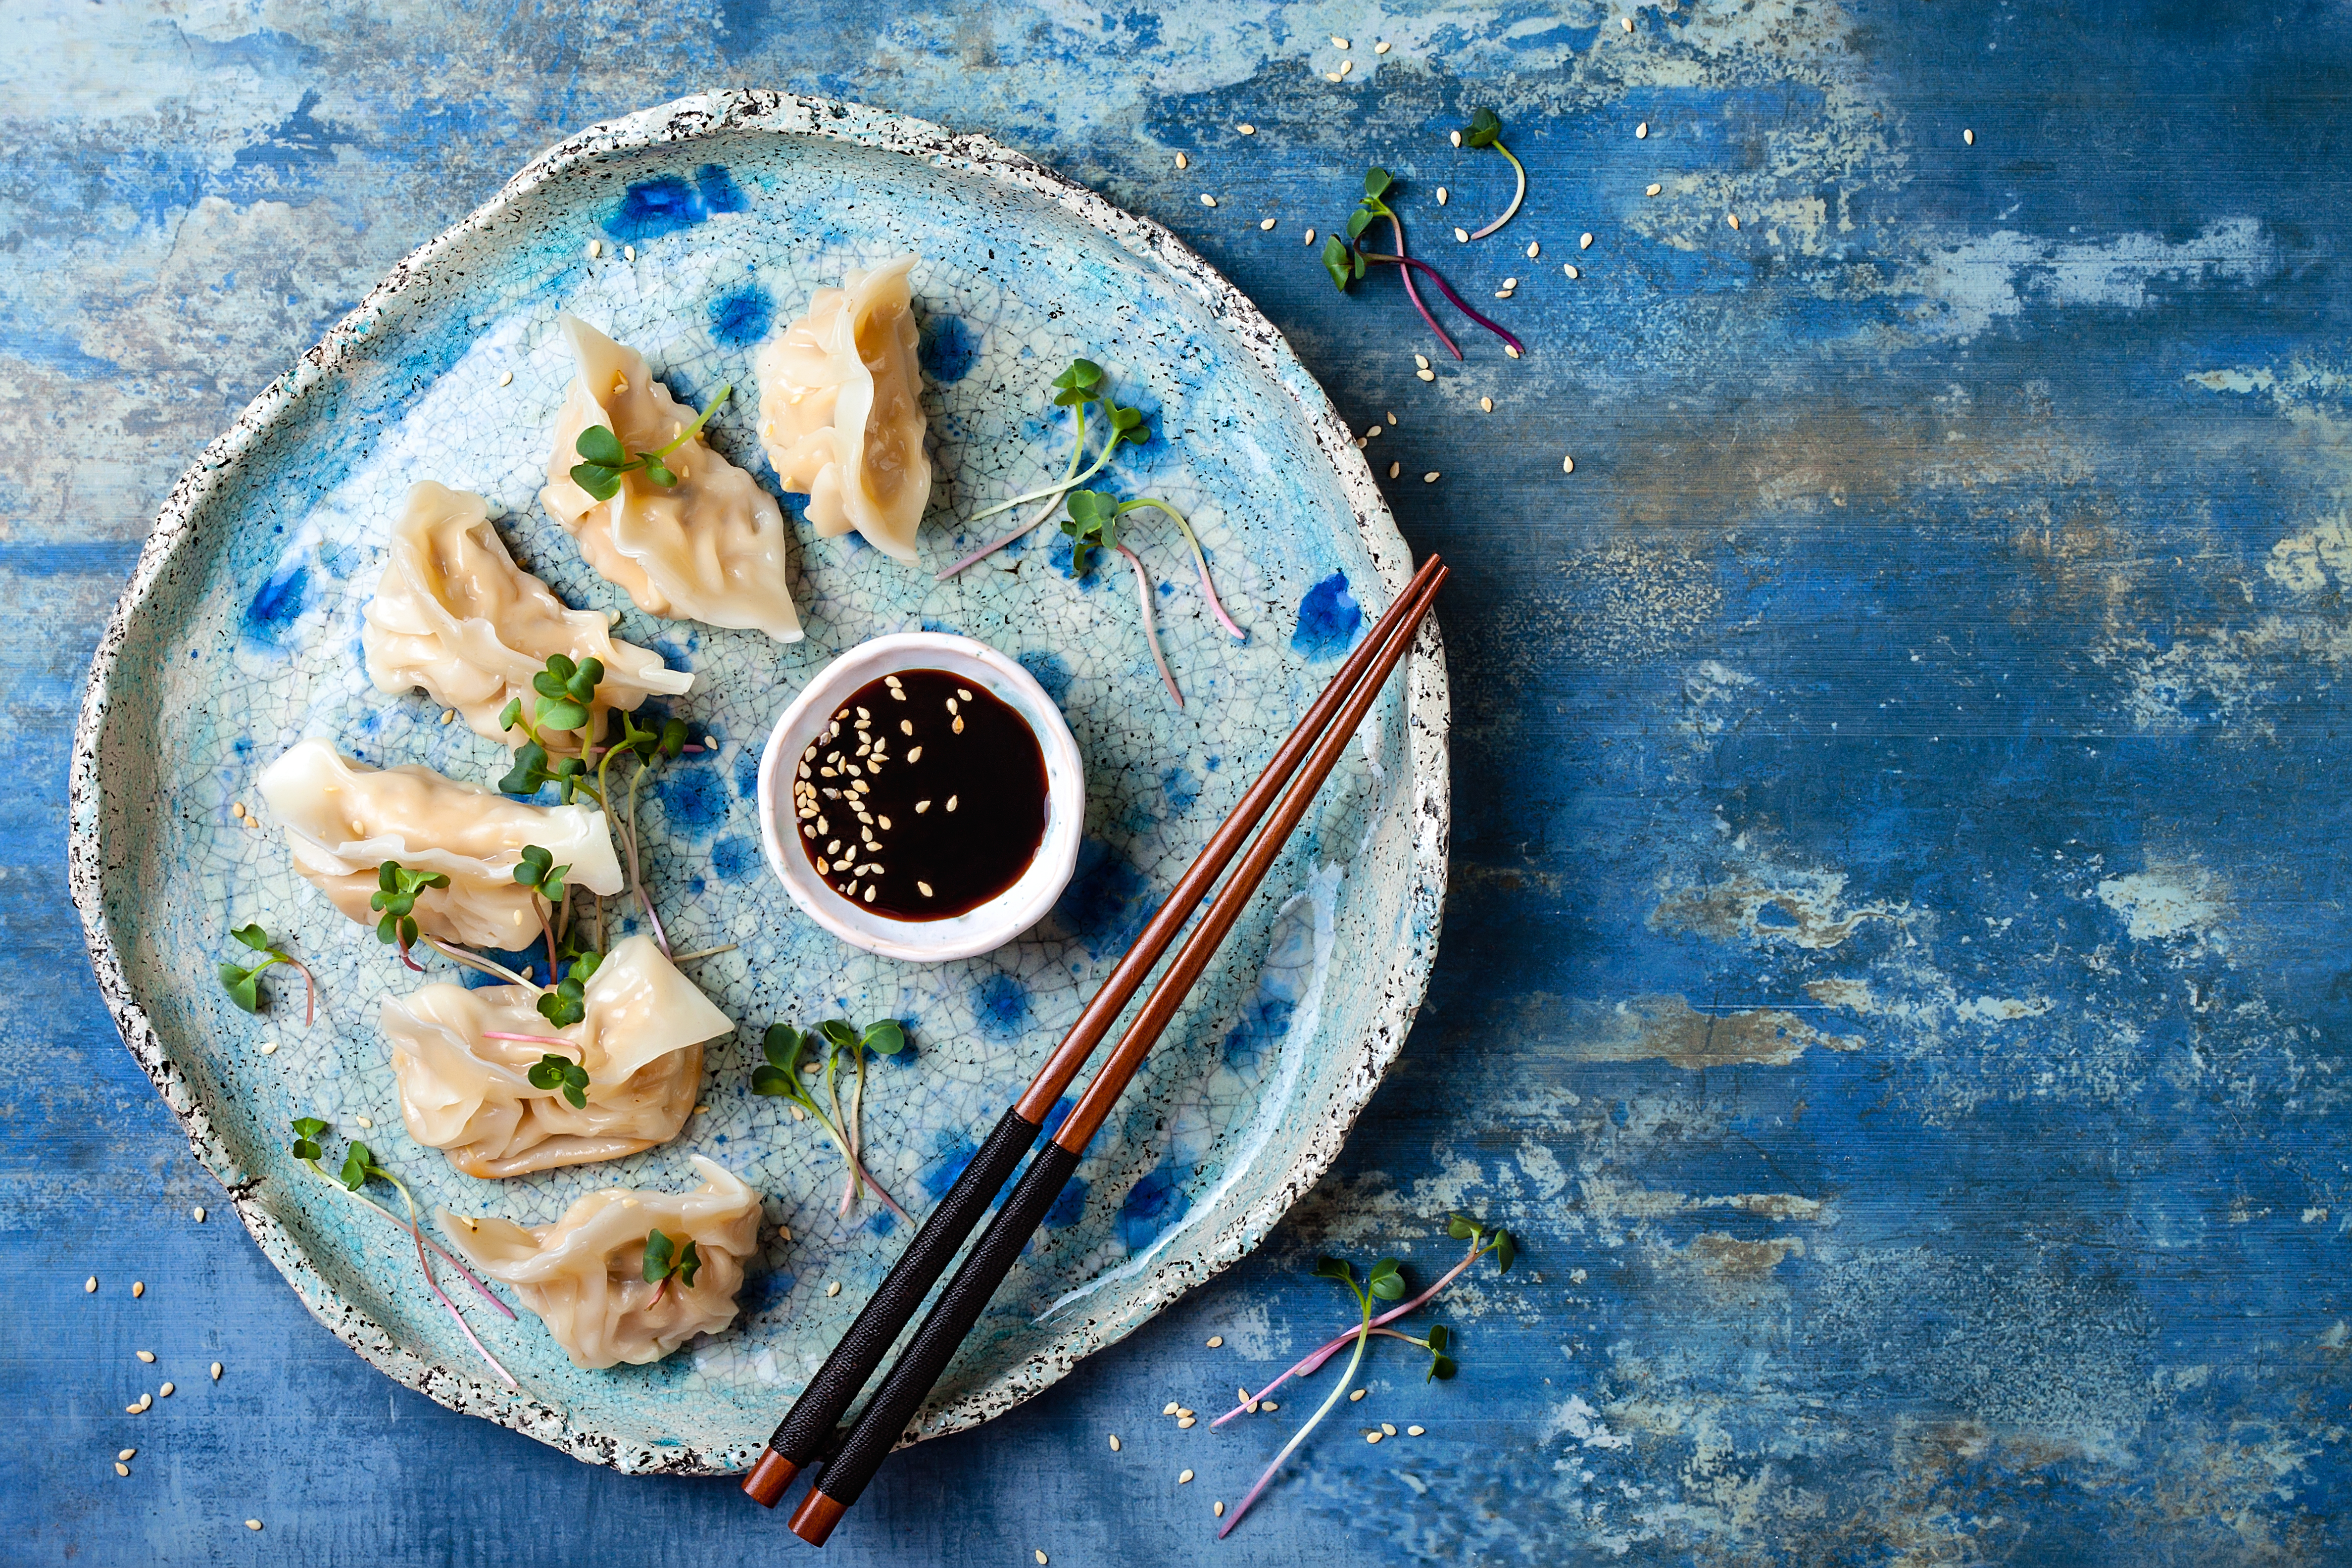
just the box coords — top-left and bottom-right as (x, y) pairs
(66, 89), (1450, 1474)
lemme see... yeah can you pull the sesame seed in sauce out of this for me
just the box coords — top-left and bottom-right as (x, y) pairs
(623, 245), (636, 261)
(1262, 1401), (1278, 1411)
(946, 796), (959, 812)
(1338, 59), (1353, 76)
(247, 1520), (263, 1531)
(355, 1116), (372, 1129)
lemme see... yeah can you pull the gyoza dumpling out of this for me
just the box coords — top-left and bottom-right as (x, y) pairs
(382, 934), (728, 1178)
(539, 314), (802, 643)
(757, 255), (933, 563)
(441, 1157), (761, 1368)
(362, 481), (692, 748)
(256, 738), (623, 952)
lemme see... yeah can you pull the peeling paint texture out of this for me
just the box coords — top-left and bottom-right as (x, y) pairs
(8, 1), (2352, 1565)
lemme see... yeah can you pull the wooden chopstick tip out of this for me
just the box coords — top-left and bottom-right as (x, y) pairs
(788, 1487), (850, 1545)
(741, 1447), (799, 1508)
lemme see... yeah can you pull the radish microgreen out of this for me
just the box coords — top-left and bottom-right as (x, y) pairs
(371, 862), (449, 970)
(751, 1020), (911, 1224)
(528, 1052), (591, 1108)
(285, 1118), (517, 1387)
(569, 384), (731, 501)
(498, 654), (604, 800)
(218, 923), (317, 1025)
(535, 950), (602, 1028)
(936, 359), (1155, 579)
(642, 1226), (702, 1309)
(1459, 108), (1528, 239)
(1323, 166), (1527, 360)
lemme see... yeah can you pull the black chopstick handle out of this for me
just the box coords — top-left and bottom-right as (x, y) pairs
(804, 1140), (1085, 1516)
(757, 1105), (1041, 1475)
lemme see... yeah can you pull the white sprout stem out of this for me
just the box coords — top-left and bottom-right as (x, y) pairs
(1220, 1303), (1372, 1538)
(1119, 499), (1245, 641)
(1117, 545), (1183, 708)
(937, 404), (1100, 579)
(623, 763), (670, 956)
(801, 1079), (911, 1225)
(666, 943), (737, 963)
(1212, 1238), (1488, 1427)
(1467, 144), (1528, 240)
(961, 404), (1108, 525)
(296, 1161), (514, 1318)
(385, 1172), (518, 1390)
(422, 935), (541, 991)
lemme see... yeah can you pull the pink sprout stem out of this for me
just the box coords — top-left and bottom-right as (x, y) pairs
(423, 936), (541, 990)
(1353, 250), (1526, 358)
(1220, 1306), (1371, 1538)
(281, 955), (319, 1027)
(394, 935), (426, 974)
(306, 1165), (515, 1319)
(1212, 1238), (1489, 1428)
(936, 490), (1068, 581)
(1120, 499), (1246, 642)
(1389, 214), (1460, 361)
(1118, 544), (1182, 708)
(398, 1193), (517, 1389)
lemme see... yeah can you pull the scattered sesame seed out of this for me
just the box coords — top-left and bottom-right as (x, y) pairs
(1365, 424), (1381, 439)
(1178, 1469), (1194, 1484)
(1331, 34), (1349, 47)
(864, 886), (876, 903)
(826, 1280), (841, 1297)
(1237, 123), (1255, 135)
(1263, 1401), (1278, 1411)
(193, 1206), (205, 1223)
(1338, 59), (1353, 77)
(158, 1382), (174, 1397)
(1450, 129), (1463, 148)
(1177, 1416), (1196, 1428)
(1580, 232), (1594, 249)
(1387, 411), (1397, 424)
(1622, 14), (1634, 30)
(1304, 227), (1316, 245)
(355, 1116), (373, 1129)
(1388, 462), (1401, 479)
(1382, 1423), (1397, 1436)
(125, 1402), (141, 1414)
(1636, 121), (1650, 139)
(1175, 151), (1189, 170)
(1324, 71), (1342, 82)
(694, 1104), (709, 1115)
(1964, 127), (1976, 146)
(1502, 276), (1519, 289)
(623, 245), (636, 261)
(1366, 1430), (1383, 1443)
(1036, 1553), (1048, 1566)
(1416, 368), (1435, 382)
(499, 370), (514, 387)
(1563, 454), (1576, 473)
(1207, 1335), (1223, 1348)
(1214, 1501), (1225, 1518)
(441, 708), (457, 724)
(85, 1276), (96, 1294)
(1375, 40), (1391, 53)
(1526, 240), (1541, 258)
(1453, 226), (1470, 243)
(1108, 1434), (1121, 1451)
(246, 1520), (263, 1531)
(907, 746), (922, 762)
(1413, 352), (1431, 370)
(957, 687), (973, 700)
(132, 1281), (144, 1298)
(1435, 186), (1449, 205)
(587, 240), (603, 258)
(116, 1462), (129, 1477)
(137, 1351), (155, 1364)
(1480, 397), (1494, 412)
(704, 735), (718, 748)
(258, 1042), (277, 1055)
(1259, 217), (1276, 231)
(119, 1448), (136, 1462)
(1423, 471), (1440, 483)
(1164, 1402), (1180, 1416)
(1646, 183), (1662, 196)
(951, 715), (964, 733)
(211, 1363), (223, 1381)
(1565, 264), (1580, 278)
(1505, 344), (1522, 358)
(791, 1105), (806, 1122)
(1408, 1425), (1425, 1435)
(1350, 1388), (1368, 1402)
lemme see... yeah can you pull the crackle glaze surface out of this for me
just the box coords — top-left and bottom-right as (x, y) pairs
(68, 94), (1446, 1472)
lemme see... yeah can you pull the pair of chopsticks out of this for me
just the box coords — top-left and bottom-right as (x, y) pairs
(742, 552), (1449, 1543)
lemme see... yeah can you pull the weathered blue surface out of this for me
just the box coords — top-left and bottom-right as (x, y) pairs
(7, 1), (2352, 1563)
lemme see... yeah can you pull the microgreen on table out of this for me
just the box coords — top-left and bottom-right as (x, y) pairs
(751, 1019), (912, 1224)
(285, 1117), (517, 1387)
(527, 1051), (592, 1108)
(642, 1226), (702, 1309)
(935, 358), (1155, 580)
(217, 922), (317, 1025)
(1215, 1215), (1518, 1536)
(1460, 108), (1528, 239)
(1323, 166), (1527, 360)
(568, 384), (730, 501)
(370, 862), (449, 970)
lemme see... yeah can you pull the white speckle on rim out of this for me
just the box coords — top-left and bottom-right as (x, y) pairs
(1580, 232), (1594, 249)
(826, 1280), (841, 1297)
(586, 240), (602, 258)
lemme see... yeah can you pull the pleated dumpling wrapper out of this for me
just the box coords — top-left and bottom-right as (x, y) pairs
(757, 254), (933, 564)
(442, 1157), (762, 1369)
(539, 314), (802, 642)
(383, 935), (727, 1178)
(257, 738), (623, 952)
(362, 480), (692, 748)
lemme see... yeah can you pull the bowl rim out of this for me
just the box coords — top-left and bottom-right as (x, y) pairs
(66, 89), (1450, 1476)
(754, 631), (1084, 962)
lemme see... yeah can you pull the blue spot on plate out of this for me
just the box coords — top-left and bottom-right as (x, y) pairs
(710, 834), (760, 882)
(972, 972), (1030, 1040)
(242, 554), (311, 647)
(708, 285), (773, 348)
(1116, 1162), (1191, 1251)
(653, 767), (728, 837)
(1052, 838), (1150, 956)
(919, 314), (980, 383)
(606, 163), (750, 242)
(1291, 572), (1363, 660)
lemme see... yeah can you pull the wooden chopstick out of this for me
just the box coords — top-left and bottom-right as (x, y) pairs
(783, 560), (1448, 1545)
(739, 551), (1447, 1508)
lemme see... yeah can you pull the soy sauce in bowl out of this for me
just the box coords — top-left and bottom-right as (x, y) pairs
(786, 668), (1049, 921)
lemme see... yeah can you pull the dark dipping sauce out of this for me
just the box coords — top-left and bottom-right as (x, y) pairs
(787, 667), (1049, 921)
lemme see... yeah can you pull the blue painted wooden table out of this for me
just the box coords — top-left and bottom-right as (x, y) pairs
(8, 2), (2351, 1562)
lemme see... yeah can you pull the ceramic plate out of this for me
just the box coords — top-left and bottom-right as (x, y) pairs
(68, 91), (1448, 1473)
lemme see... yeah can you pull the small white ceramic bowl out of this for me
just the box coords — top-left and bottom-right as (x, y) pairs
(756, 632), (1084, 962)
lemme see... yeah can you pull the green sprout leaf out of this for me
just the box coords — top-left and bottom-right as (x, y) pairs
(643, 1227), (676, 1283)
(575, 426), (627, 467)
(513, 844), (571, 903)
(535, 950), (602, 1028)
(1364, 165), (1394, 199)
(862, 1019), (908, 1057)
(339, 1142), (374, 1192)
(231, 923), (272, 952)
(1368, 1256), (1406, 1301)
(1447, 1214), (1480, 1241)
(290, 1116), (328, 1162)
(1313, 1255), (1354, 1285)
(218, 962), (263, 1013)
(1062, 487), (1124, 574)
(1464, 107), (1502, 149)
(1322, 234), (1356, 291)
(499, 739), (551, 797)
(1491, 1228), (1516, 1274)
(527, 1053), (591, 1108)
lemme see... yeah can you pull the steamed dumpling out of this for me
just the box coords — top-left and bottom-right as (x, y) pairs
(539, 314), (802, 643)
(256, 738), (623, 952)
(757, 255), (933, 563)
(383, 935), (728, 1178)
(441, 1157), (761, 1368)
(362, 481), (692, 748)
